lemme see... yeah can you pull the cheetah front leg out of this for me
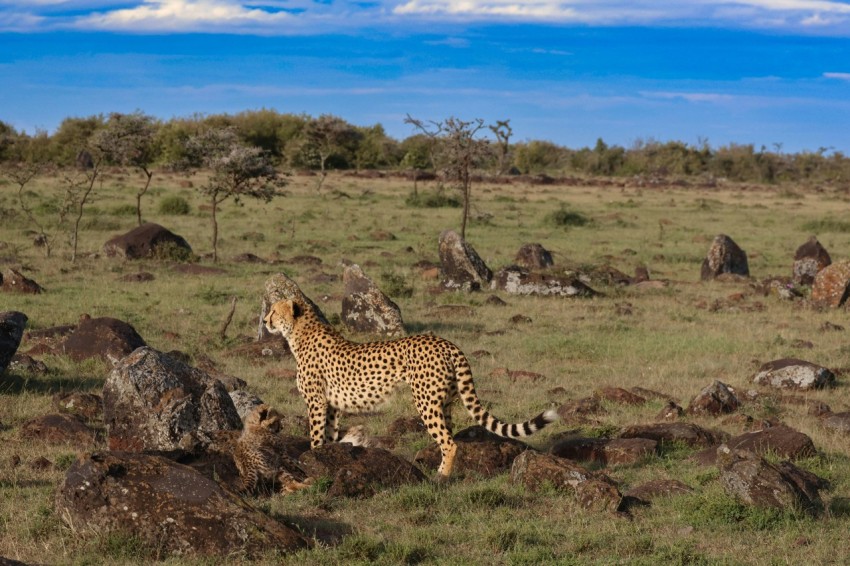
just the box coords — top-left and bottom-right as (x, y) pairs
(325, 405), (341, 443)
(305, 395), (329, 448)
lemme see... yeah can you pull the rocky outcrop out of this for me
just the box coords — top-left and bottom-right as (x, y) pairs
(102, 347), (241, 452)
(515, 243), (554, 269)
(491, 266), (598, 297)
(686, 380), (740, 416)
(438, 230), (492, 291)
(793, 236), (831, 286)
(103, 222), (192, 260)
(1, 311), (27, 375)
(700, 234), (749, 280)
(341, 264), (405, 336)
(61, 316), (147, 364)
(811, 260), (850, 308)
(752, 358), (835, 390)
(56, 451), (310, 558)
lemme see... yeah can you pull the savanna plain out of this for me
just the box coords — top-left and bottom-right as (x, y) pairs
(2, 170), (850, 565)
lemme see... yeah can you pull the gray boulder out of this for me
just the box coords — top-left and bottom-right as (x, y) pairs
(1, 311), (27, 375)
(56, 451), (310, 558)
(341, 264), (405, 337)
(793, 236), (831, 286)
(103, 347), (241, 452)
(491, 266), (598, 297)
(515, 243), (554, 269)
(438, 229), (492, 291)
(687, 380), (740, 416)
(752, 358), (835, 390)
(701, 234), (749, 280)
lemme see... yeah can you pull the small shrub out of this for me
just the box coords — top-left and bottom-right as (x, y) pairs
(110, 204), (137, 216)
(158, 195), (191, 215)
(546, 206), (589, 228)
(151, 241), (192, 262)
(405, 190), (461, 208)
(380, 271), (414, 298)
(801, 218), (850, 233)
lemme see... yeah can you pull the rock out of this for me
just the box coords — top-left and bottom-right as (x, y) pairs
(821, 412), (850, 434)
(7, 353), (48, 375)
(515, 243), (554, 269)
(656, 400), (684, 420)
(103, 222), (192, 260)
(700, 234), (749, 281)
(386, 416), (426, 436)
(624, 479), (693, 503)
(60, 316), (147, 364)
(594, 387), (647, 406)
(793, 236), (831, 286)
(694, 425), (816, 465)
(438, 229), (492, 291)
(0, 269), (43, 294)
(299, 443), (425, 497)
(716, 445), (825, 513)
(811, 260), (850, 308)
(103, 347), (242, 452)
(20, 413), (100, 446)
(687, 380), (740, 416)
(557, 397), (608, 424)
(1, 311), (27, 375)
(52, 392), (103, 421)
(231, 253), (267, 263)
(341, 264), (405, 337)
(413, 426), (530, 478)
(491, 266), (598, 297)
(549, 437), (657, 466)
(752, 358), (835, 390)
(485, 295), (507, 306)
(229, 390), (265, 421)
(619, 422), (728, 448)
(55, 451), (310, 558)
(509, 451), (623, 513)
(260, 273), (329, 340)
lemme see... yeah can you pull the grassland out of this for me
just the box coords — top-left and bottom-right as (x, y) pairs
(1, 170), (850, 564)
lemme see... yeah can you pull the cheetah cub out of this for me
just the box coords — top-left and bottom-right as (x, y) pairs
(234, 404), (312, 494)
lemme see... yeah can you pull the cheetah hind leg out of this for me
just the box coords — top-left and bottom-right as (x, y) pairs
(277, 470), (314, 493)
(326, 405), (341, 443)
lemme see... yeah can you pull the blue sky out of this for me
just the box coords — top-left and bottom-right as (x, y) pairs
(1, 1), (850, 153)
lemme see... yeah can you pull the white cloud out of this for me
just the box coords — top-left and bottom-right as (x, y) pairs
(824, 72), (850, 80)
(642, 91), (737, 103)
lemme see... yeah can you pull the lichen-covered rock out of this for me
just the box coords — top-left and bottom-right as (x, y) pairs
(52, 392), (103, 422)
(438, 229), (492, 291)
(687, 380), (740, 416)
(700, 234), (749, 280)
(61, 316), (147, 364)
(56, 451), (310, 558)
(103, 222), (192, 260)
(515, 243), (554, 269)
(103, 347), (241, 452)
(793, 236), (831, 286)
(752, 358), (835, 390)
(341, 264), (405, 337)
(0, 311), (27, 375)
(811, 260), (850, 308)
(491, 266), (598, 297)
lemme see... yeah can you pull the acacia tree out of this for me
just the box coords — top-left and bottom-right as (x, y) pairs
(302, 115), (360, 191)
(183, 128), (286, 262)
(404, 115), (491, 239)
(97, 112), (159, 226)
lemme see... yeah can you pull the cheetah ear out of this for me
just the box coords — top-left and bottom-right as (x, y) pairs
(290, 300), (303, 319)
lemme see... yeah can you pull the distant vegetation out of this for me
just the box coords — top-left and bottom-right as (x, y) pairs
(2, 109), (849, 185)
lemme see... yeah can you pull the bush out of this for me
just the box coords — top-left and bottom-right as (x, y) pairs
(158, 195), (191, 215)
(405, 189), (461, 208)
(151, 240), (193, 262)
(546, 206), (589, 228)
(111, 204), (137, 216)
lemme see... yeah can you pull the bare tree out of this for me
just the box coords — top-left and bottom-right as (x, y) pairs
(62, 156), (102, 264)
(182, 128), (286, 262)
(2, 161), (53, 256)
(405, 115), (490, 239)
(97, 112), (159, 226)
(489, 119), (513, 175)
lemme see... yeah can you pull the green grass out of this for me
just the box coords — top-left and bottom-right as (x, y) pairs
(2, 172), (850, 564)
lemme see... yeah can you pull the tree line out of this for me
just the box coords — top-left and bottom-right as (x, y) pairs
(2, 110), (849, 185)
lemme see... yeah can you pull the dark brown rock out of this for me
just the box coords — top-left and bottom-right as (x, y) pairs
(656, 400), (684, 420)
(515, 243), (554, 269)
(52, 392), (103, 421)
(386, 416), (426, 436)
(821, 411), (850, 433)
(694, 425), (816, 465)
(438, 229), (492, 291)
(299, 443), (425, 497)
(550, 437), (657, 466)
(509, 451), (623, 512)
(793, 236), (831, 286)
(811, 260), (850, 308)
(20, 413), (99, 446)
(341, 264), (405, 337)
(413, 426), (529, 478)
(60, 316), (146, 364)
(687, 380), (740, 416)
(491, 266), (598, 297)
(716, 445), (825, 513)
(0, 269), (43, 294)
(7, 353), (48, 375)
(619, 422), (728, 448)
(1, 311), (27, 375)
(557, 397), (608, 424)
(103, 347), (241, 452)
(103, 222), (192, 260)
(700, 234), (749, 281)
(594, 387), (647, 406)
(752, 358), (835, 390)
(56, 451), (310, 557)
(624, 479), (693, 503)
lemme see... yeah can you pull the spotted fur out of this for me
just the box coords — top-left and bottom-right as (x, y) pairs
(264, 299), (559, 477)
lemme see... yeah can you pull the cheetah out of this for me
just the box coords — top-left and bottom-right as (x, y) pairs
(264, 298), (559, 478)
(234, 403), (312, 494)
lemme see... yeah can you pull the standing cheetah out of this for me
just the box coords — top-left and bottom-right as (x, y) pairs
(234, 403), (312, 493)
(264, 298), (559, 478)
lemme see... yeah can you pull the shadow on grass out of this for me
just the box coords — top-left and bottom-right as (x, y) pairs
(279, 514), (354, 547)
(0, 372), (104, 395)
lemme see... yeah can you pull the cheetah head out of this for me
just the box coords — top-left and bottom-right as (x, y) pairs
(263, 299), (303, 339)
(244, 403), (282, 432)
